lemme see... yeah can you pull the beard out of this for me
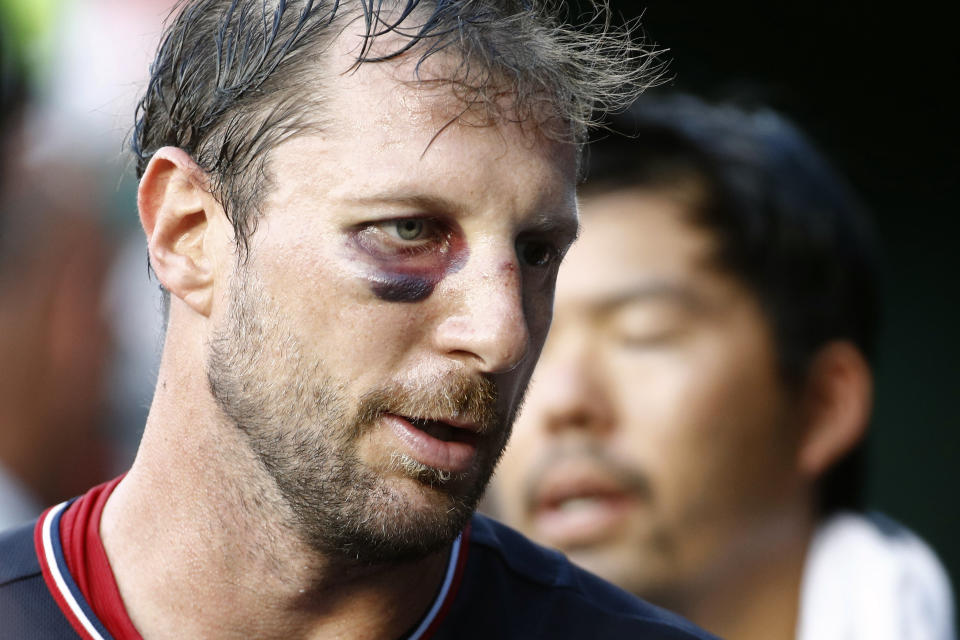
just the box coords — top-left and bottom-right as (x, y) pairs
(205, 271), (509, 565)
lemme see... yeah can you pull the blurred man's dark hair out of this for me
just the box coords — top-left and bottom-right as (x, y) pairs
(585, 94), (882, 515)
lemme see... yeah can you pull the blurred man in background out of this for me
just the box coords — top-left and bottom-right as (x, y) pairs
(0, 18), (113, 531)
(492, 95), (955, 640)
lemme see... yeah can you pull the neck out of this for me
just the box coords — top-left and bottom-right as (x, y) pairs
(673, 512), (815, 640)
(100, 356), (451, 640)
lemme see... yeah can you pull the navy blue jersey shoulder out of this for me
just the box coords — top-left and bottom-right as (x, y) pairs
(0, 513), (715, 639)
(433, 514), (717, 639)
(0, 520), (78, 639)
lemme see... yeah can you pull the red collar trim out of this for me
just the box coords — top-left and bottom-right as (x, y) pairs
(35, 478), (471, 640)
(34, 476), (142, 640)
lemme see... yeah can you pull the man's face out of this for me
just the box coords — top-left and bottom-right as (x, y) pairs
(492, 187), (806, 599)
(205, 52), (578, 563)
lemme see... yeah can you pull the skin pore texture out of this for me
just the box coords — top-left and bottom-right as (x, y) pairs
(492, 187), (821, 640)
(99, 29), (578, 640)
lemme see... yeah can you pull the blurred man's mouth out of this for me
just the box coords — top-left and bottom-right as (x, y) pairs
(526, 456), (650, 549)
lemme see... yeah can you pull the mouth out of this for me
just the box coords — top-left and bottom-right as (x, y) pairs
(383, 413), (481, 473)
(528, 465), (643, 548)
(407, 417), (479, 442)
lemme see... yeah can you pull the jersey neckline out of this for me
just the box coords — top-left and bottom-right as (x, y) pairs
(34, 477), (471, 640)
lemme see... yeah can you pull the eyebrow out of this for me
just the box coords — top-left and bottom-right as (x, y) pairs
(342, 192), (468, 216)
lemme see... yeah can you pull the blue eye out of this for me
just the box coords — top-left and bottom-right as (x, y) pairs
(517, 239), (556, 267)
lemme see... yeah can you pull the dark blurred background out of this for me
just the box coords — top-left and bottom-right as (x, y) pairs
(600, 0), (960, 608)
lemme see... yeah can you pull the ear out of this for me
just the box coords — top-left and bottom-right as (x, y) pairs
(796, 341), (873, 479)
(138, 147), (217, 316)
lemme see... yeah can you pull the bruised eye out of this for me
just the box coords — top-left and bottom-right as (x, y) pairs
(394, 219), (425, 241)
(517, 239), (557, 267)
(354, 217), (449, 260)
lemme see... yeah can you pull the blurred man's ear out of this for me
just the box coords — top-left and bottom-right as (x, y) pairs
(137, 147), (217, 317)
(796, 341), (873, 479)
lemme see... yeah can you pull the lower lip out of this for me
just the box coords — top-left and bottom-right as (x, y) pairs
(384, 414), (479, 473)
(533, 495), (636, 548)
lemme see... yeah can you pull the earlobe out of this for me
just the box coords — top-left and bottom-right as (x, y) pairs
(797, 341), (873, 478)
(138, 147), (217, 317)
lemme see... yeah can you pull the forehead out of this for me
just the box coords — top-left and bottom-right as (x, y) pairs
(558, 187), (721, 304)
(263, 41), (578, 226)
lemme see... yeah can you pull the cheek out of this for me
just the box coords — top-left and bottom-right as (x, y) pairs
(256, 251), (431, 368)
(610, 336), (774, 437)
(522, 275), (560, 354)
(613, 344), (790, 512)
(605, 349), (746, 489)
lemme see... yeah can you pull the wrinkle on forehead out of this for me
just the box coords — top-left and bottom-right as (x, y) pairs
(324, 24), (570, 155)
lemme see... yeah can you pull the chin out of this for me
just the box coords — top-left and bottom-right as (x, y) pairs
(388, 473), (469, 511)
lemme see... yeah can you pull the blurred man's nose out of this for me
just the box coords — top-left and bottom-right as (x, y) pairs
(433, 254), (531, 375)
(535, 330), (615, 436)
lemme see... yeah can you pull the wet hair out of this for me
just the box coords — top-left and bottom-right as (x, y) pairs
(585, 94), (882, 514)
(132, 0), (657, 257)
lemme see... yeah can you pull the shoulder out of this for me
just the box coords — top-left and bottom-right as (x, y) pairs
(0, 520), (41, 585)
(0, 517), (88, 639)
(798, 511), (955, 640)
(435, 514), (717, 639)
(0, 520), (79, 639)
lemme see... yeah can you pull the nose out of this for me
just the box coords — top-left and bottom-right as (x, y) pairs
(532, 331), (615, 436)
(433, 257), (531, 374)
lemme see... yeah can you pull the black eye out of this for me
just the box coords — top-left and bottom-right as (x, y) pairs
(395, 219), (425, 240)
(517, 239), (556, 267)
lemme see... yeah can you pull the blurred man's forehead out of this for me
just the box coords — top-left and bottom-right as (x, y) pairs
(561, 189), (716, 291)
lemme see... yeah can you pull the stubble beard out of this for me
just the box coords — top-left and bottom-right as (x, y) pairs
(205, 272), (509, 565)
